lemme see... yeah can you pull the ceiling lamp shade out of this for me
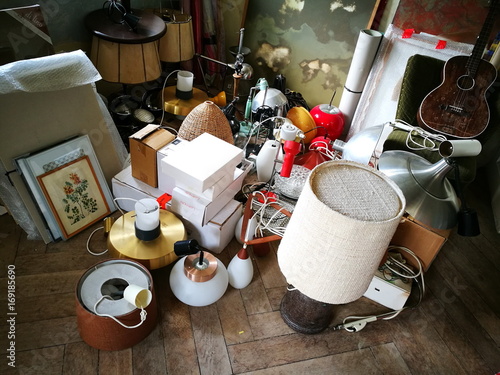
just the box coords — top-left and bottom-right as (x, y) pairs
(157, 12), (195, 62)
(85, 9), (166, 84)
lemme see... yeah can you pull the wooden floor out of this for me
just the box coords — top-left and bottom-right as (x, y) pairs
(1, 167), (499, 375)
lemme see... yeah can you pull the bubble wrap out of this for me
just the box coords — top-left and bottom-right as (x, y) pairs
(0, 49), (101, 94)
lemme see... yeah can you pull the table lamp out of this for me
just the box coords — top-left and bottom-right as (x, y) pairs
(277, 160), (406, 333)
(85, 4), (166, 85)
(107, 198), (187, 270)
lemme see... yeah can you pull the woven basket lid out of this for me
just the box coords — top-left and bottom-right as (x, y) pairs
(178, 101), (234, 144)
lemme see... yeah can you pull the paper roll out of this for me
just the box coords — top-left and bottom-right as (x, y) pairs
(339, 29), (383, 130)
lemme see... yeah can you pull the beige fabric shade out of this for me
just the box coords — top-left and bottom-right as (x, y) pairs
(277, 160), (406, 304)
(90, 36), (162, 84)
(158, 13), (195, 63)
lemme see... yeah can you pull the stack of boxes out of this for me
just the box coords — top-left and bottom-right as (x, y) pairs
(112, 126), (250, 253)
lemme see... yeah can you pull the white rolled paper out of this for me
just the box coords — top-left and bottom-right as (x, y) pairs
(177, 70), (194, 92)
(339, 29), (383, 130)
(135, 198), (160, 231)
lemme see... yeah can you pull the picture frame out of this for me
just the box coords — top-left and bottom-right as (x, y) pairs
(36, 155), (111, 239)
(15, 134), (115, 241)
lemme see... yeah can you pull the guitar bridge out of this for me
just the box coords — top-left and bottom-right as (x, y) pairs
(440, 104), (468, 117)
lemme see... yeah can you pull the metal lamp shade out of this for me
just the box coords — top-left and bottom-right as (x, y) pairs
(90, 36), (162, 84)
(277, 160), (406, 304)
(158, 14), (195, 62)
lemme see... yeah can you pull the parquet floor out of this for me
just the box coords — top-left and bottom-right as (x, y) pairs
(0, 167), (499, 375)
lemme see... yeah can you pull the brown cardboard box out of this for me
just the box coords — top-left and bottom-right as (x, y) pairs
(129, 125), (175, 187)
(390, 216), (451, 272)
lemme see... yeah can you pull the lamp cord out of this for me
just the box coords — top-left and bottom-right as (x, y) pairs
(93, 295), (147, 329)
(335, 245), (425, 333)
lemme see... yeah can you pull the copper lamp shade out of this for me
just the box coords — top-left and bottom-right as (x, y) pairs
(158, 13), (195, 63)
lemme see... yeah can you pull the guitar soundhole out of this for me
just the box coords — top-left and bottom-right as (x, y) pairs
(457, 75), (475, 91)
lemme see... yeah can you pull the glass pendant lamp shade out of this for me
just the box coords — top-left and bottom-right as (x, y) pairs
(158, 13), (195, 62)
(169, 240), (228, 306)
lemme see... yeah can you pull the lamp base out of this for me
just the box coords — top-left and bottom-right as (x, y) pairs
(280, 288), (334, 334)
(107, 210), (186, 270)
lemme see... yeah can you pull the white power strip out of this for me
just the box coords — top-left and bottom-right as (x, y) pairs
(363, 269), (412, 310)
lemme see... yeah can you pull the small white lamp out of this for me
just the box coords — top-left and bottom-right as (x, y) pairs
(169, 240), (229, 306)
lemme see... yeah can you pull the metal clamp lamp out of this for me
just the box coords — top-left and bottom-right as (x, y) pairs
(378, 139), (482, 232)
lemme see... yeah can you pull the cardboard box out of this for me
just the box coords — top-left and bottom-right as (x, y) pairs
(170, 160), (250, 226)
(130, 125), (175, 188)
(183, 199), (242, 253)
(390, 216), (451, 272)
(161, 132), (244, 193)
(112, 165), (165, 212)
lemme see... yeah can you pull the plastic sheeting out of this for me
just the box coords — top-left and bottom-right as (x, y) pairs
(0, 49), (101, 94)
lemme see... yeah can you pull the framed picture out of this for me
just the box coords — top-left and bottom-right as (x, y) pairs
(15, 134), (115, 241)
(36, 155), (111, 239)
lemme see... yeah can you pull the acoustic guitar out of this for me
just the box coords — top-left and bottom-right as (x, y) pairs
(418, 0), (499, 139)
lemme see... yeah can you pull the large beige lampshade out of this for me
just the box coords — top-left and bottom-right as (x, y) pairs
(277, 160), (406, 304)
(85, 9), (166, 85)
(158, 13), (195, 62)
(90, 37), (162, 84)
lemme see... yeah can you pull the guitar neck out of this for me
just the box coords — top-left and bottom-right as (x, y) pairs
(467, 0), (499, 76)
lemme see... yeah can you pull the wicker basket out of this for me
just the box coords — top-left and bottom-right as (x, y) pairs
(178, 101), (234, 144)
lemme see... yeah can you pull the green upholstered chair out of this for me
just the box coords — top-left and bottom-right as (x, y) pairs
(383, 54), (500, 184)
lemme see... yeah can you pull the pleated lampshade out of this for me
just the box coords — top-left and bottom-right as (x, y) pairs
(85, 9), (166, 85)
(277, 160), (406, 304)
(158, 13), (195, 63)
(90, 37), (162, 84)
(178, 101), (234, 144)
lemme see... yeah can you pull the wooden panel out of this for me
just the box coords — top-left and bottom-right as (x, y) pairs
(190, 304), (232, 375)
(99, 349), (133, 375)
(217, 287), (254, 345)
(155, 270), (200, 375)
(228, 322), (393, 373)
(132, 325), (168, 375)
(14, 316), (81, 351)
(370, 343), (412, 375)
(8, 346), (65, 375)
(238, 348), (382, 374)
(62, 342), (98, 374)
(247, 311), (295, 340)
(392, 307), (469, 374)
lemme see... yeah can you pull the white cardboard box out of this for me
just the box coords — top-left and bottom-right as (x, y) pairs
(161, 133), (244, 193)
(112, 165), (165, 212)
(183, 199), (242, 253)
(170, 161), (249, 226)
(363, 269), (412, 310)
(157, 138), (189, 195)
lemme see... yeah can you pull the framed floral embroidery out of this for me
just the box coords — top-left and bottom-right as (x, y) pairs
(36, 155), (111, 239)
